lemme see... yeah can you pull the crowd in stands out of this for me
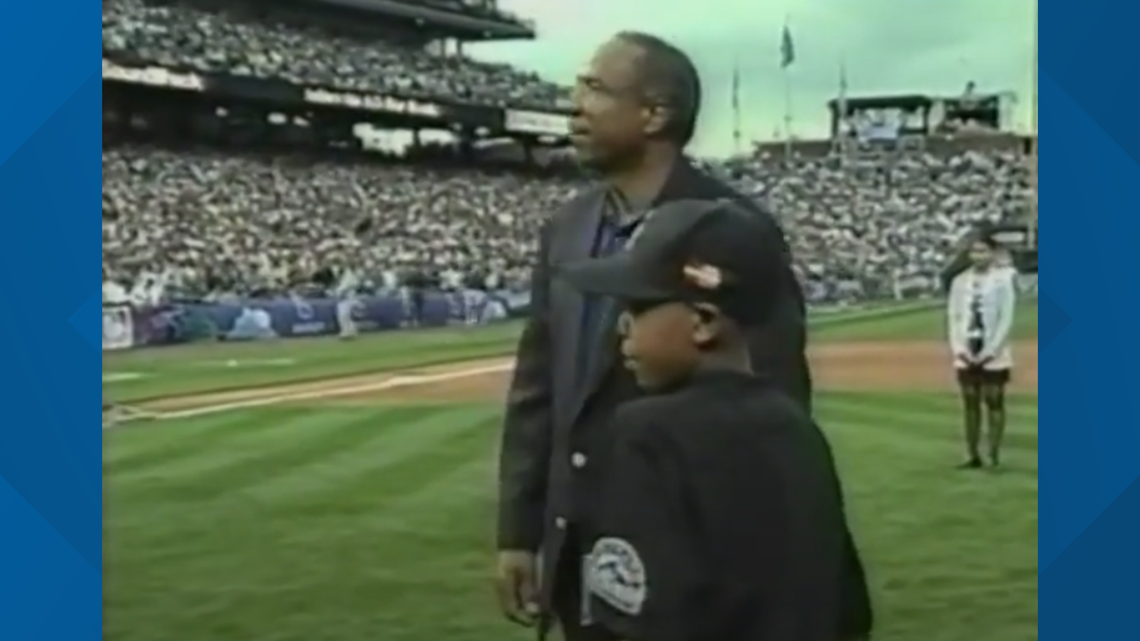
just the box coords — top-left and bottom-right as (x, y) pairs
(739, 148), (1031, 300)
(100, 1), (1032, 306)
(103, 143), (1030, 304)
(102, 0), (569, 110)
(102, 147), (575, 300)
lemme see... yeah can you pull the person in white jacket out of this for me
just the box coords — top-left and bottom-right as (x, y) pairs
(947, 236), (1018, 469)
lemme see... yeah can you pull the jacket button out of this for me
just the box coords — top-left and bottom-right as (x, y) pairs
(571, 452), (587, 468)
(555, 516), (567, 530)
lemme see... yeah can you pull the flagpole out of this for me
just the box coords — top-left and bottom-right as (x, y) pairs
(783, 67), (793, 157)
(781, 16), (794, 158)
(731, 57), (742, 156)
(837, 57), (849, 154)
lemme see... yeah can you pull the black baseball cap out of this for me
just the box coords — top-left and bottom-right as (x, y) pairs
(559, 199), (785, 324)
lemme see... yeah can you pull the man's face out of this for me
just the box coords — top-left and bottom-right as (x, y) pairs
(571, 39), (652, 170)
(618, 301), (700, 391)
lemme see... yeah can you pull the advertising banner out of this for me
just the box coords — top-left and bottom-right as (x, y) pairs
(128, 292), (500, 347)
(503, 110), (569, 137)
(302, 87), (444, 118)
(101, 58), (205, 92)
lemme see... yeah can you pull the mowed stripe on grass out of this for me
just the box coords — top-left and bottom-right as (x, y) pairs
(105, 393), (1037, 641)
(822, 393), (1037, 641)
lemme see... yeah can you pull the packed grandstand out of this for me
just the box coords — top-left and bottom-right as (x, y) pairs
(101, 0), (1036, 308)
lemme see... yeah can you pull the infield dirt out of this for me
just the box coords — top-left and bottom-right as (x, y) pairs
(131, 340), (1037, 415)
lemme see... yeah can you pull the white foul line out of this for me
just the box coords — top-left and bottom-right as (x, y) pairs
(110, 361), (514, 425)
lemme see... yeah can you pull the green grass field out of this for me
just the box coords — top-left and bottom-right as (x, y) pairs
(104, 301), (1037, 402)
(104, 301), (1039, 641)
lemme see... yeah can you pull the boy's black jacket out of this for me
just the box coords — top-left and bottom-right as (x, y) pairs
(581, 370), (871, 641)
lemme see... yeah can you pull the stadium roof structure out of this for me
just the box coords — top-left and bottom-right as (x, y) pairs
(212, 0), (537, 40)
(310, 0), (536, 39)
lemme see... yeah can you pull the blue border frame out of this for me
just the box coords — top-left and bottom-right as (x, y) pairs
(0, 2), (102, 637)
(1, 1), (1135, 637)
(1040, 0), (1140, 638)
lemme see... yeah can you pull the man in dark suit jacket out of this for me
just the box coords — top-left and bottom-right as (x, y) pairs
(495, 32), (871, 641)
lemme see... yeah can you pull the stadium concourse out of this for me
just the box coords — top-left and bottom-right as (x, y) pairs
(100, 0), (1033, 307)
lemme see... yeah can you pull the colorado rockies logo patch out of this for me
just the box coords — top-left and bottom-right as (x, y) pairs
(584, 537), (647, 615)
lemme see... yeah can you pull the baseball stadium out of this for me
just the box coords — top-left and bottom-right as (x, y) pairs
(103, 302), (1038, 641)
(100, 0), (1039, 639)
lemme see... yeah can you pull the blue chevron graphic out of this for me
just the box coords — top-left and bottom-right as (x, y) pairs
(0, 475), (101, 637)
(1042, 471), (1140, 636)
(1037, 293), (1071, 348)
(0, 1), (102, 637)
(0, 69), (104, 581)
(67, 292), (103, 350)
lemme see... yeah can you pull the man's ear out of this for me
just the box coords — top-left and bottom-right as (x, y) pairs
(689, 302), (724, 347)
(642, 103), (671, 138)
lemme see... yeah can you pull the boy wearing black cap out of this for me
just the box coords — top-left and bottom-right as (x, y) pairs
(559, 199), (859, 641)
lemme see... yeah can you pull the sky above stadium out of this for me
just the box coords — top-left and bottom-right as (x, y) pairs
(469, 0), (1036, 157)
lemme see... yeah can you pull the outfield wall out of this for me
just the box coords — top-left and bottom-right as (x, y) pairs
(104, 293), (941, 354)
(102, 291), (499, 352)
(104, 297), (944, 351)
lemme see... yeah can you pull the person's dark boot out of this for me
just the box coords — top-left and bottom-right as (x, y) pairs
(957, 457), (983, 470)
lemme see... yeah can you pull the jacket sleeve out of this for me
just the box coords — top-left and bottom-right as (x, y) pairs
(752, 430), (845, 641)
(586, 425), (712, 641)
(497, 220), (555, 551)
(980, 275), (1017, 360)
(746, 297), (811, 410)
(947, 275), (968, 357)
(736, 198), (813, 411)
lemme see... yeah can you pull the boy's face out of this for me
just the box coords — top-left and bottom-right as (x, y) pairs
(618, 300), (703, 391)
